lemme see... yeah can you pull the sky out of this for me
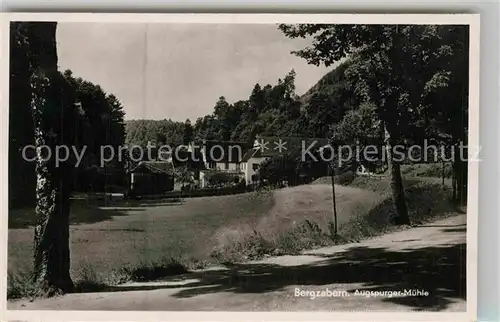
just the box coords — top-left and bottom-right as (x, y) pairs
(56, 23), (331, 121)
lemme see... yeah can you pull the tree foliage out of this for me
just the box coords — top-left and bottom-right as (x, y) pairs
(125, 119), (184, 147)
(278, 23), (469, 221)
(258, 154), (302, 187)
(10, 21), (75, 294)
(10, 30), (127, 203)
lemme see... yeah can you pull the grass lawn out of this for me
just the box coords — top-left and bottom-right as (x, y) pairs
(8, 184), (380, 284)
(9, 192), (274, 280)
(8, 176), (458, 295)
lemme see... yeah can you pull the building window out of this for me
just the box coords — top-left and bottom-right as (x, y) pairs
(252, 163), (259, 171)
(208, 161), (216, 169)
(236, 163), (241, 170)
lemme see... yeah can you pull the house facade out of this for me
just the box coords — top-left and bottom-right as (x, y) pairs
(241, 136), (330, 185)
(196, 140), (250, 188)
(129, 161), (175, 197)
(135, 137), (332, 189)
(241, 152), (267, 184)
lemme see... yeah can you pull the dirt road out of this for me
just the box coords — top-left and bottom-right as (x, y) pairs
(9, 214), (467, 312)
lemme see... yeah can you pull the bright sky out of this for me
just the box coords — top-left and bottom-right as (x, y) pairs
(56, 23), (331, 121)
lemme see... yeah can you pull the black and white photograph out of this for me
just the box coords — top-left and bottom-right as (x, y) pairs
(3, 13), (478, 319)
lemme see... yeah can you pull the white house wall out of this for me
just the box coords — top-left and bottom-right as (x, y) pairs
(244, 157), (268, 184)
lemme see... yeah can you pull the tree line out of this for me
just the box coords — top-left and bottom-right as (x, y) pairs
(9, 24), (127, 208)
(125, 64), (356, 148)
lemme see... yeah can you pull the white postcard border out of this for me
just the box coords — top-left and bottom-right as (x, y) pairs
(0, 12), (480, 322)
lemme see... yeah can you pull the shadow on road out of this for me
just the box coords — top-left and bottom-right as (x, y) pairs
(106, 240), (466, 311)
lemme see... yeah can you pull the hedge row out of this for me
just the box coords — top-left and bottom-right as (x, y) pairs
(135, 184), (258, 200)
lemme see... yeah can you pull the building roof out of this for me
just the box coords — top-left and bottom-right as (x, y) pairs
(241, 136), (330, 162)
(241, 148), (261, 162)
(202, 140), (252, 163)
(131, 161), (174, 174)
(170, 149), (206, 169)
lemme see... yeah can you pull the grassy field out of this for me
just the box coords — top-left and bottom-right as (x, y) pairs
(8, 175), (459, 297)
(8, 184), (379, 283)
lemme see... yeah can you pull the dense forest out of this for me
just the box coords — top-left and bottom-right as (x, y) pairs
(9, 24), (127, 208)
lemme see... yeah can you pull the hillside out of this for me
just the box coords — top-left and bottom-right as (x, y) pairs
(124, 62), (357, 147)
(299, 58), (351, 105)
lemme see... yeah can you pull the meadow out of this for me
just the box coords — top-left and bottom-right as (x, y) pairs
(8, 176), (459, 297)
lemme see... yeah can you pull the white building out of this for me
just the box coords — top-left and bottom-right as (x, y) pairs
(241, 149), (268, 184)
(193, 137), (330, 187)
(241, 136), (330, 185)
(196, 140), (250, 187)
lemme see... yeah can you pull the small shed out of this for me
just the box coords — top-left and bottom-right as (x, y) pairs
(129, 161), (175, 197)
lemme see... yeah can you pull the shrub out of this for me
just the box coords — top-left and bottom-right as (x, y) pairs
(210, 219), (336, 263)
(119, 257), (189, 282)
(385, 163), (453, 179)
(211, 230), (274, 263)
(204, 170), (242, 188)
(7, 270), (37, 299)
(334, 171), (355, 185)
(339, 180), (456, 242)
(274, 220), (333, 254)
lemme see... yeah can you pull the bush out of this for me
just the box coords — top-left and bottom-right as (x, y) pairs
(210, 219), (337, 263)
(211, 230), (274, 263)
(382, 163), (453, 179)
(161, 184), (252, 199)
(204, 170), (242, 188)
(118, 257), (189, 282)
(311, 171), (355, 186)
(339, 180), (456, 242)
(127, 184), (254, 200)
(334, 171), (355, 185)
(73, 262), (108, 293)
(274, 220), (333, 254)
(7, 270), (37, 299)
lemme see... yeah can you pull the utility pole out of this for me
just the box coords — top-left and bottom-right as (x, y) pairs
(328, 140), (338, 237)
(330, 163), (338, 236)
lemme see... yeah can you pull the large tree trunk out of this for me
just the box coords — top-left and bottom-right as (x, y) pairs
(384, 124), (411, 225)
(27, 22), (74, 295)
(454, 158), (468, 205)
(452, 165), (457, 201)
(9, 24), (37, 209)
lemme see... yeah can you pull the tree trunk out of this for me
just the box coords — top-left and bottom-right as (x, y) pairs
(452, 159), (457, 200)
(441, 160), (445, 187)
(455, 158), (468, 205)
(28, 22), (74, 295)
(384, 125), (410, 225)
(452, 142), (468, 205)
